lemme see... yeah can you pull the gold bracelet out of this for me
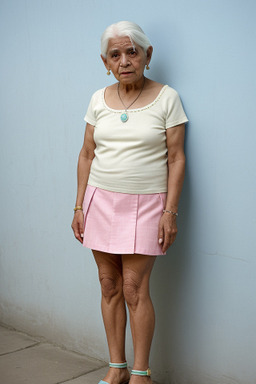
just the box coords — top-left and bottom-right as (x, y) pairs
(74, 206), (83, 212)
(163, 209), (178, 217)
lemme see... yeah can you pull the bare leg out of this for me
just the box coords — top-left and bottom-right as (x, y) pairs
(93, 250), (130, 384)
(122, 254), (156, 384)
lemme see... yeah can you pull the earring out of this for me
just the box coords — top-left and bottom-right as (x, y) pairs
(107, 69), (111, 75)
(146, 64), (150, 70)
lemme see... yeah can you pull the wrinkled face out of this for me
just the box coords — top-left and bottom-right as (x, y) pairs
(102, 36), (152, 85)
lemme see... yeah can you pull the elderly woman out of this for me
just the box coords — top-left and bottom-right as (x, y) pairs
(72, 21), (188, 384)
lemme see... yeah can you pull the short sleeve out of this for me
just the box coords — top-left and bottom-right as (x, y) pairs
(165, 88), (188, 129)
(84, 94), (96, 126)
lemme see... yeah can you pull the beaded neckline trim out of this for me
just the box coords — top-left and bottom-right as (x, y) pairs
(102, 85), (168, 114)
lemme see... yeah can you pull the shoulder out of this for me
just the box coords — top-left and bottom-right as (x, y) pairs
(105, 83), (118, 91)
(90, 87), (105, 100)
(104, 83), (118, 100)
(140, 79), (165, 103)
(162, 85), (180, 98)
(87, 87), (105, 110)
(144, 79), (164, 93)
(85, 87), (105, 120)
(159, 86), (184, 108)
(144, 80), (180, 102)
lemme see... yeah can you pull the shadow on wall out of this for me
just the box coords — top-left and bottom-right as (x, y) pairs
(150, 58), (192, 381)
(151, 149), (193, 380)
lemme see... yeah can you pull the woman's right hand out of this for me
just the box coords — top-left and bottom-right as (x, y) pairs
(71, 211), (84, 244)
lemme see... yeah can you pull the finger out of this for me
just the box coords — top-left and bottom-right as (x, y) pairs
(73, 230), (82, 243)
(72, 212), (84, 243)
(78, 221), (84, 239)
(162, 232), (170, 253)
(163, 232), (177, 251)
(170, 233), (177, 246)
(158, 224), (164, 245)
(77, 235), (83, 244)
(77, 221), (84, 243)
(162, 225), (175, 252)
(162, 240), (170, 253)
(71, 223), (84, 244)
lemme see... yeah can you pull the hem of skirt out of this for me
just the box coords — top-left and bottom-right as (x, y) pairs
(83, 242), (165, 256)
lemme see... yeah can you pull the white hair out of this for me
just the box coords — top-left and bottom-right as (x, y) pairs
(101, 21), (151, 58)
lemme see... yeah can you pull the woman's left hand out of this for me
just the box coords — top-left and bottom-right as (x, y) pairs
(158, 213), (178, 253)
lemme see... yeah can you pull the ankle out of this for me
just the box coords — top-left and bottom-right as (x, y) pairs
(130, 367), (152, 383)
(129, 376), (152, 383)
(102, 364), (130, 384)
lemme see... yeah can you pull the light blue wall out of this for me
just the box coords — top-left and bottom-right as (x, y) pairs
(1, 1), (256, 383)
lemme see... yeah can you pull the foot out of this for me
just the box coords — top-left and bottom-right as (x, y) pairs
(129, 376), (152, 384)
(102, 367), (130, 384)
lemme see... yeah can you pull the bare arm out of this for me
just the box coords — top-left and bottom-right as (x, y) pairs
(158, 123), (186, 253)
(71, 123), (96, 243)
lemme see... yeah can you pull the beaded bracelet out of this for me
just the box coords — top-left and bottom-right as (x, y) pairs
(163, 209), (178, 217)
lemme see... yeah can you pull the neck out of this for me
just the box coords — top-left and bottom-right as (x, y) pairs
(118, 76), (146, 93)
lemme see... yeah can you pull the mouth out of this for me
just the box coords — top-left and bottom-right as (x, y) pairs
(120, 71), (133, 75)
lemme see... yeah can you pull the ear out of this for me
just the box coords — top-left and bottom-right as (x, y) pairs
(101, 54), (109, 71)
(146, 46), (153, 65)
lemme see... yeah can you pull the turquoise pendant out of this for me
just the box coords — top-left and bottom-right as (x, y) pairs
(121, 113), (128, 123)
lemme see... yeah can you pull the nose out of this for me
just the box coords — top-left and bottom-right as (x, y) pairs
(120, 53), (129, 67)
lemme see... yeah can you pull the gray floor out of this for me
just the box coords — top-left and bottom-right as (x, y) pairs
(0, 324), (158, 384)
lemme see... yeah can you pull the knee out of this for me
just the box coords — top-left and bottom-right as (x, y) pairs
(99, 273), (122, 302)
(123, 275), (141, 309)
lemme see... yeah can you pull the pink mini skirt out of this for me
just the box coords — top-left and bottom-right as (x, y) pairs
(82, 185), (167, 256)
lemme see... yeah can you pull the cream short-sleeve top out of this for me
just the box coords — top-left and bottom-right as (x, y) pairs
(84, 85), (188, 194)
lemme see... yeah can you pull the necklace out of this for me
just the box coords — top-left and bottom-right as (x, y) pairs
(117, 77), (145, 123)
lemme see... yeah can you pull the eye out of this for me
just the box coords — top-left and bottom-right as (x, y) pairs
(110, 52), (119, 59)
(129, 49), (137, 56)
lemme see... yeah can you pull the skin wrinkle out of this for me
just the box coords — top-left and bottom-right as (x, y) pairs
(123, 266), (150, 311)
(99, 272), (123, 303)
(101, 36), (152, 94)
(99, 266), (149, 310)
(123, 276), (140, 309)
(100, 270), (144, 310)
